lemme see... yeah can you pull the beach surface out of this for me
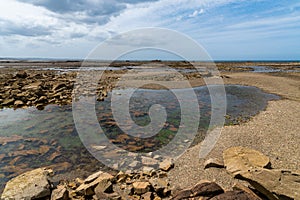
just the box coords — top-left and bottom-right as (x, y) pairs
(169, 70), (300, 190)
(0, 61), (299, 197)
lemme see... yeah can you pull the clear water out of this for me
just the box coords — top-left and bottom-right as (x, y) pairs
(0, 85), (279, 191)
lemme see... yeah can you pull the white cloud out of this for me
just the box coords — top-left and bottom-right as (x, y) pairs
(189, 8), (205, 18)
(0, 0), (299, 59)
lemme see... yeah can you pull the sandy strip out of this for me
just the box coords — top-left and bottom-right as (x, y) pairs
(168, 72), (300, 190)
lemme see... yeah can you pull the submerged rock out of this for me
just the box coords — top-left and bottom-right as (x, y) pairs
(1, 168), (53, 200)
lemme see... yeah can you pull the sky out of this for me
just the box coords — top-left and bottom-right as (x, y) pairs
(0, 0), (299, 60)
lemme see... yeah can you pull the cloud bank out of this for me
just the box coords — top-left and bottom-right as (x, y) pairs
(0, 0), (299, 59)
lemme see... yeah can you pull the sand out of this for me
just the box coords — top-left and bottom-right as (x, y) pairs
(168, 72), (300, 190)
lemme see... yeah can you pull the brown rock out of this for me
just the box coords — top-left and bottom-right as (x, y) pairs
(14, 100), (24, 107)
(191, 181), (224, 197)
(2, 99), (14, 106)
(238, 169), (300, 200)
(233, 183), (262, 200)
(76, 172), (113, 196)
(16, 71), (28, 78)
(52, 83), (67, 91)
(0, 135), (23, 146)
(142, 166), (155, 176)
(23, 81), (42, 90)
(149, 178), (169, 197)
(94, 178), (113, 193)
(210, 190), (260, 200)
(159, 158), (174, 171)
(142, 192), (154, 200)
(203, 158), (224, 169)
(84, 171), (104, 184)
(132, 181), (151, 195)
(1, 168), (52, 200)
(48, 151), (61, 161)
(172, 189), (192, 200)
(39, 145), (51, 154)
(51, 185), (68, 200)
(223, 146), (271, 176)
(95, 191), (121, 200)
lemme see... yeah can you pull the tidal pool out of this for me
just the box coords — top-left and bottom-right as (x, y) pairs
(0, 85), (279, 191)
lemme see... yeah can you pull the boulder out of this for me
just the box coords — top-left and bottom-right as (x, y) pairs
(223, 146), (270, 176)
(1, 168), (52, 200)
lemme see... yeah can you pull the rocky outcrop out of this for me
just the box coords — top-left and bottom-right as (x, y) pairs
(1, 168), (53, 200)
(0, 70), (121, 110)
(236, 168), (300, 200)
(223, 146), (300, 200)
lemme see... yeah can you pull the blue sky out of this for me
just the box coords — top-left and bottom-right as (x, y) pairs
(0, 0), (299, 60)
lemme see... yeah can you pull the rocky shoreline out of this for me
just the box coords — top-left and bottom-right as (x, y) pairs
(0, 62), (299, 199)
(1, 61), (299, 110)
(2, 146), (299, 199)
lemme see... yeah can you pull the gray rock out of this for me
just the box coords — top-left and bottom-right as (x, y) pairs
(141, 156), (158, 167)
(1, 168), (52, 200)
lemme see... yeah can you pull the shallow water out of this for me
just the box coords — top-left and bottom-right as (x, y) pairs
(0, 85), (279, 191)
(240, 65), (300, 73)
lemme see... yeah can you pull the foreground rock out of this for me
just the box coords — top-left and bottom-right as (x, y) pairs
(223, 146), (300, 200)
(1, 168), (53, 200)
(1, 166), (253, 200)
(223, 146), (271, 176)
(237, 168), (300, 200)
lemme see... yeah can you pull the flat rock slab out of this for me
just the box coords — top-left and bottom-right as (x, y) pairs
(1, 168), (52, 200)
(240, 169), (300, 200)
(223, 146), (270, 176)
(210, 190), (261, 200)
